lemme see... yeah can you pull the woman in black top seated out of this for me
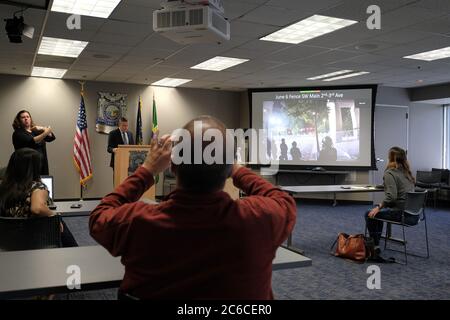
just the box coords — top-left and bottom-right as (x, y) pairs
(0, 148), (77, 247)
(365, 146), (416, 261)
(12, 110), (55, 175)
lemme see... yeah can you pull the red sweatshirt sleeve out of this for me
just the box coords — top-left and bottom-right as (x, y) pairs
(232, 166), (297, 249)
(89, 166), (155, 256)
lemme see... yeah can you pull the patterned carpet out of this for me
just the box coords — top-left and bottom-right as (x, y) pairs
(60, 201), (450, 300)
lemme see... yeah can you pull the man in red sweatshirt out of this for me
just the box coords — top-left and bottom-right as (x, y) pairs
(89, 116), (296, 299)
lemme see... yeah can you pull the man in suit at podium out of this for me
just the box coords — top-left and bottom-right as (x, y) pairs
(107, 117), (135, 168)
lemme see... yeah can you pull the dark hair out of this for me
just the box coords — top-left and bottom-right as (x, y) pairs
(119, 117), (128, 123)
(0, 148), (42, 213)
(173, 116), (232, 193)
(12, 110), (35, 130)
(386, 146), (415, 183)
(322, 136), (333, 147)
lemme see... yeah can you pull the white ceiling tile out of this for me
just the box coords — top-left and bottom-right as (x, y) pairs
(238, 5), (312, 27)
(339, 40), (395, 53)
(381, 6), (446, 29)
(64, 71), (99, 80)
(200, 71), (242, 82)
(408, 15), (450, 35)
(223, 2), (261, 20)
(99, 20), (152, 37)
(143, 64), (180, 77)
(299, 50), (363, 65)
(226, 59), (283, 74)
(84, 42), (134, 54)
(45, 12), (104, 32)
(265, 45), (329, 63)
(370, 29), (432, 45)
(170, 69), (213, 80)
(109, 3), (155, 24)
(136, 33), (186, 51)
(95, 75), (132, 82)
(230, 21), (279, 38)
(266, 0), (342, 11)
(90, 32), (147, 46)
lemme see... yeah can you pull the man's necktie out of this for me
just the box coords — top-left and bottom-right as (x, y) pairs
(122, 131), (129, 145)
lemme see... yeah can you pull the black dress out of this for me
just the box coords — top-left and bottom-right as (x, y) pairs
(12, 128), (56, 175)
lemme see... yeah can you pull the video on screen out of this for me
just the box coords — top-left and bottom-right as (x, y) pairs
(251, 87), (375, 168)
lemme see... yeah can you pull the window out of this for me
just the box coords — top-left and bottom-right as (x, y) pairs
(444, 105), (450, 169)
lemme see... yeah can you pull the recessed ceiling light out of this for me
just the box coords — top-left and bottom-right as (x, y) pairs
(51, 0), (122, 18)
(31, 66), (67, 79)
(260, 15), (357, 44)
(38, 37), (88, 58)
(191, 56), (249, 71)
(307, 70), (354, 80)
(404, 46), (450, 61)
(151, 78), (192, 87)
(323, 71), (370, 81)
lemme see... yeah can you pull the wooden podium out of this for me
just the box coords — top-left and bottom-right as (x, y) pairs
(114, 145), (155, 200)
(114, 145), (240, 201)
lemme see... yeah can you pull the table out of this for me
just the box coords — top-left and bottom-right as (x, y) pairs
(0, 246), (311, 299)
(281, 184), (384, 254)
(281, 184), (384, 206)
(261, 169), (350, 186)
(54, 200), (100, 217)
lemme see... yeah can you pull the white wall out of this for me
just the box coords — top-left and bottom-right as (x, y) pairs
(376, 86), (444, 174)
(0, 75), (241, 199)
(409, 103), (443, 173)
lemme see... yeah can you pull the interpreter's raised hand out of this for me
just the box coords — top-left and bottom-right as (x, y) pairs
(32, 125), (45, 131)
(142, 132), (172, 175)
(44, 126), (52, 135)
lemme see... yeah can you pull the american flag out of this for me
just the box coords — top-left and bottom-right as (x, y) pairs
(73, 94), (93, 185)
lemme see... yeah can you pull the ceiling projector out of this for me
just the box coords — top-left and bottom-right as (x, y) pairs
(153, 0), (230, 45)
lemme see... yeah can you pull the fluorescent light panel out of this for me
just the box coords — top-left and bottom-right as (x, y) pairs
(404, 46), (450, 61)
(260, 15), (357, 44)
(152, 78), (192, 87)
(51, 0), (122, 18)
(38, 37), (88, 58)
(191, 56), (249, 71)
(307, 70), (353, 80)
(31, 67), (67, 79)
(323, 71), (369, 81)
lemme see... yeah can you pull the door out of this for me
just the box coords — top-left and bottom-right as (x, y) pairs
(373, 105), (409, 204)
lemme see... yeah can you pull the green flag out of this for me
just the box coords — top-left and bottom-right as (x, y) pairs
(151, 95), (159, 183)
(152, 95), (158, 139)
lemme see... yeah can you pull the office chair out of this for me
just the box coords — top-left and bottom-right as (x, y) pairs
(0, 215), (62, 251)
(432, 168), (450, 202)
(416, 170), (441, 208)
(367, 191), (429, 265)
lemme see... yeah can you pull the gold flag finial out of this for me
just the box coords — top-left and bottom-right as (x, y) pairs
(78, 81), (85, 94)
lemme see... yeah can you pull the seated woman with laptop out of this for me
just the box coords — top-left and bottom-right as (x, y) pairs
(0, 148), (77, 247)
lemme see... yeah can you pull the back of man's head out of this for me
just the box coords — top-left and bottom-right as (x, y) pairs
(172, 116), (233, 193)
